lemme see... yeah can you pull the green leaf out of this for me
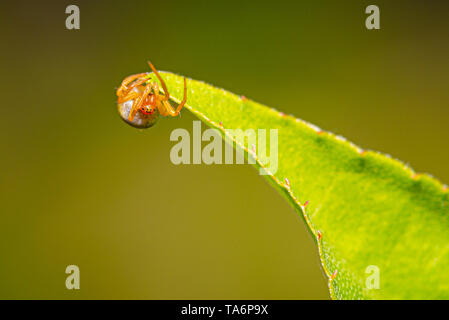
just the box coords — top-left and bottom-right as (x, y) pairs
(143, 71), (449, 299)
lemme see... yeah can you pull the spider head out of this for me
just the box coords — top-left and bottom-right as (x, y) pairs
(139, 105), (156, 115)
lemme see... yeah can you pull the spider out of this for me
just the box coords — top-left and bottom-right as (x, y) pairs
(116, 61), (187, 128)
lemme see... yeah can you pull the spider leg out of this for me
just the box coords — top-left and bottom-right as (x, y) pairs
(128, 82), (153, 121)
(117, 73), (148, 97)
(148, 60), (170, 101)
(153, 82), (160, 99)
(176, 77), (188, 113)
(160, 78), (187, 117)
(117, 77), (150, 103)
(118, 91), (140, 104)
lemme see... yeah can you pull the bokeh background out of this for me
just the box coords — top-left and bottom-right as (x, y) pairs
(0, 0), (448, 299)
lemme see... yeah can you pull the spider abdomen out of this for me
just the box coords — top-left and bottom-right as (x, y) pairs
(117, 99), (160, 129)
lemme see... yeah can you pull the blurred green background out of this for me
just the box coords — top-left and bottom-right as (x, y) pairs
(0, 0), (448, 299)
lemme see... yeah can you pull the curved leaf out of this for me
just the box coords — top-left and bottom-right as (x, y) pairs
(139, 71), (449, 299)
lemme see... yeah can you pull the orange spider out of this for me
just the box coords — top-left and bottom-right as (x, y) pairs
(116, 61), (187, 128)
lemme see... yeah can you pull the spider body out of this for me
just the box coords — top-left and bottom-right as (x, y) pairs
(117, 91), (160, 129)
(116, 61), (187, 129)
